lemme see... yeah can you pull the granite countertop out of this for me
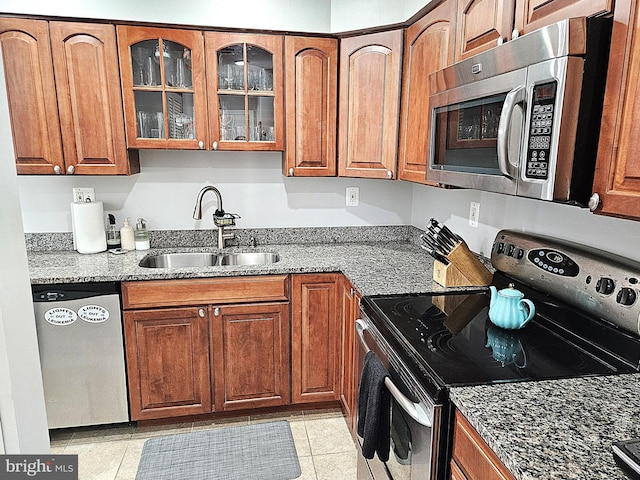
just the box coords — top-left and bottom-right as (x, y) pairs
(27, 242), (458, 296)
(450, 374), (640, 480)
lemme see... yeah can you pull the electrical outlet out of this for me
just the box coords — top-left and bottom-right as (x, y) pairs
(346, 187), (359, 207)
(469, 201), (480, 227)
(73, 187), (96, 203)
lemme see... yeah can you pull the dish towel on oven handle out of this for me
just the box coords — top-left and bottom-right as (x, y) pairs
(357, 350), (391, 462)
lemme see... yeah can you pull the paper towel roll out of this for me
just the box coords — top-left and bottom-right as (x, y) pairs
(71, 201), (107, 254)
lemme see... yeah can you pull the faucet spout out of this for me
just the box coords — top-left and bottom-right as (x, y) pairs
(193, 186), (224, 220)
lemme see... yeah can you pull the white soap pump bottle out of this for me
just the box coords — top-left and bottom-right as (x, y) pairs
(120, 217), (136, 251)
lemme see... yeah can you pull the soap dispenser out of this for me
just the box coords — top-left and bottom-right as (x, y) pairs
(135, 218), (150, 251)
(120, 217), (135, 251)
(106, 214), (121, 249)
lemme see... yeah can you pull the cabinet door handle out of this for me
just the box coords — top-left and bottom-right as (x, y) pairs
(54, 165), (62, 175)
(198, 308), (206, 317)
(198, 140), (204, 150)
(387, 170), (393, 179)
(67, 165), (75, 174)
(212, 141), (218, 151)
(289, 168), (294, 176)
(213, 307), (220, 316)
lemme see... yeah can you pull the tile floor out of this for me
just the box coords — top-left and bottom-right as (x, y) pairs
(49, 408), (358, 480)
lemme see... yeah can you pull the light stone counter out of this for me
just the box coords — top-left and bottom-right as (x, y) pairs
(450, 374), (640, 480)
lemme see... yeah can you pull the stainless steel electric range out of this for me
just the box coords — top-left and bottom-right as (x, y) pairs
(355, 230), (640, 480)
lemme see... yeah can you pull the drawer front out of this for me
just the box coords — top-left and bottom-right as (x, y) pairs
(123, 275), (289, 309)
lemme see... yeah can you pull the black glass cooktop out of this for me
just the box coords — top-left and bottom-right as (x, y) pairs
(361, 274), (640, 400)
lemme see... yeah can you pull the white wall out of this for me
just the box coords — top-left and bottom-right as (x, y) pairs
(18, 151), (413, 232)
(411, 185), (640, 262)
(0, 0), (333, 33)
(0, 46), (50, 454)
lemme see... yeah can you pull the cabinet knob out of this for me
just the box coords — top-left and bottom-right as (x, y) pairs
(497, 37), (505, 46)
(198, 140), (204, 150)
(511, 28), (520, 40)
(588, 193), (601, 212)
(289, 168), (294, 177)
(387, 171), (393, 179)
(67, 165), (75, 174)
(198, 308), (206, 317)
(54, 165), (62, 175)
(213, 307), (220, 316)
(212, 141), (219, 151)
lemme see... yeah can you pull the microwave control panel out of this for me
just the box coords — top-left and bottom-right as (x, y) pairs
(525, 81), (557, 180)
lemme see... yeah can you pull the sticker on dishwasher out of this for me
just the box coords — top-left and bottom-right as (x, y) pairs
(44, 307), (77, 325)
(78, 305), (110, 323)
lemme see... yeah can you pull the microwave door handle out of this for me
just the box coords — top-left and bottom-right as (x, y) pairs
(355, 319), (432, 428)
(497, 85), (526, 178)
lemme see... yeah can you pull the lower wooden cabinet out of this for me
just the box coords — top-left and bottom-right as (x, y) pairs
(291, 273), (341, 403)
(123, 307), (212, 421)
(340, 276), (360, 436)
(211, 302), (290, 411)
(451, 410), (515, 480)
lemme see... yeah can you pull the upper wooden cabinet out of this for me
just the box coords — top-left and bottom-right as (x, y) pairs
(398, 1), (456, 184)
(455, 0), (613, 62)
(205, 32), (284, 151)
(0, 19), (137, 175)
(284, 36), (338, 177)
(592, 0), (640, 219)
(338, 30), (403, 179)
(117, 26), (208, 150)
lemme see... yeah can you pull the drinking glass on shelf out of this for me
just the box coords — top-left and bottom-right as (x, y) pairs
(220, 105), (234, 140)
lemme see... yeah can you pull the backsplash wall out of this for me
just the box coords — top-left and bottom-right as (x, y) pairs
(17, 150), (414, 233)
(411, 184), (640, 263)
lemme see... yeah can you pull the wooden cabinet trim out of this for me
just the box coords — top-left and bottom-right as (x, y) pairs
(122, 275), (289, 309)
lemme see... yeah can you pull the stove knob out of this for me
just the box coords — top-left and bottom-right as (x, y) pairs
(595, 277), (616, 295)
(616, 287), (637, 306)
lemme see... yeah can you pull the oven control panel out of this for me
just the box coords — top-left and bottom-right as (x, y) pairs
(525, 82), (557, 180)
(491, 230), (640, 336)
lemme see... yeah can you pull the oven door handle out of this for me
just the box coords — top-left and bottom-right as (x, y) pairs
(355, 319), (433, 428)
(497, 85), (526, 178)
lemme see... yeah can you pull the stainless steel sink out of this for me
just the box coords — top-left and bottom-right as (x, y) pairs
(139, 252), (280, 268)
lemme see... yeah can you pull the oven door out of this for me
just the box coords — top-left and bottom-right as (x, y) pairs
(355, 315), (442, 480)
(428, 67), (527, 195)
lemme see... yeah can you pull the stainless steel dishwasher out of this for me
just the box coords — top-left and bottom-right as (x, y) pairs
(32, 282), (129, 429)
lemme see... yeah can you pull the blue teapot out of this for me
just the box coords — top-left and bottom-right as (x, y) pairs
(488, 283), (535, 330)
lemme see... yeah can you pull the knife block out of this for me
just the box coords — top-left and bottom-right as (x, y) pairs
(433, 244), (493, 287)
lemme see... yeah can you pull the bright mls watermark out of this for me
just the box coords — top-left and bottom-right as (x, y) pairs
(1, 455), (78, 479)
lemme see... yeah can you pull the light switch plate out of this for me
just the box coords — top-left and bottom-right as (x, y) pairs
(469, 201), (480, 227)
(73, 187), (95, 203)
(346, 187), (359, 207)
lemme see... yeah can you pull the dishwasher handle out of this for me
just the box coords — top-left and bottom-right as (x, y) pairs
(355, 319), (432, 428)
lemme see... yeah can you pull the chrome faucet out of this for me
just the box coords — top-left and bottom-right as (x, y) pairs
(192, 185), (239, 249)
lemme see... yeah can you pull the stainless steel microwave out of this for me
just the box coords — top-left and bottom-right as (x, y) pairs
(427, 17), (612, 206)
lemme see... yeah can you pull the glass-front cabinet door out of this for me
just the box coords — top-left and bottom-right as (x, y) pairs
(117, 26), (208, 149)
(205, 33), (284, 151)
